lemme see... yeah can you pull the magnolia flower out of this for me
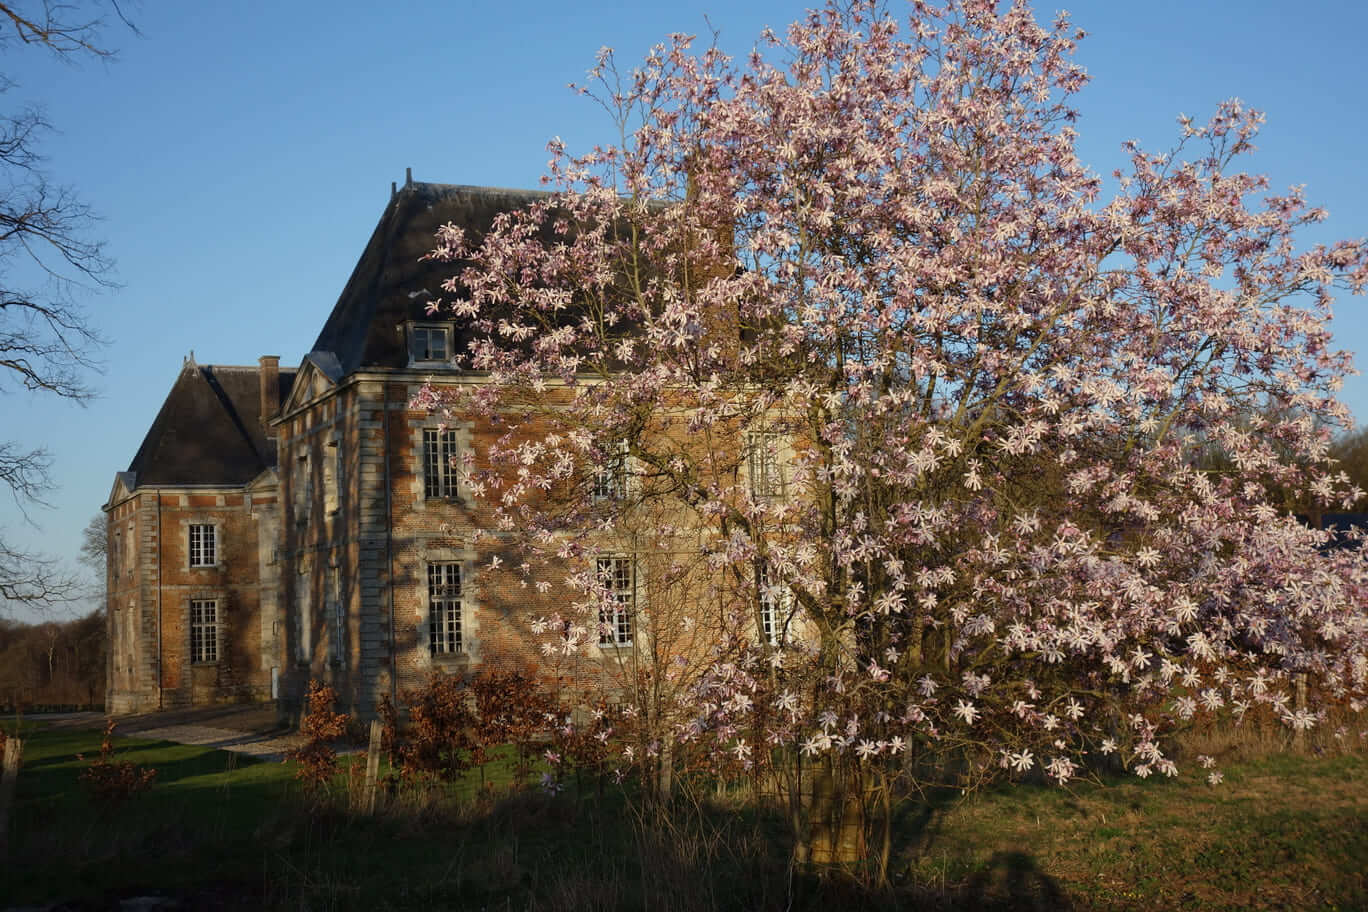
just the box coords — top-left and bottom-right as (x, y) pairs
(953, 700), (980, 725)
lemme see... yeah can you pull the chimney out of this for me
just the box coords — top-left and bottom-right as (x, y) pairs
(258, 355), (281, 429)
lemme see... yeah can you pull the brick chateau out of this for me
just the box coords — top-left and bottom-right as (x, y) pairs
(105, 180), (593, 717)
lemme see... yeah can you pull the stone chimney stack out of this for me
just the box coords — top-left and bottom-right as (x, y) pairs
(258, 355), (281, 430)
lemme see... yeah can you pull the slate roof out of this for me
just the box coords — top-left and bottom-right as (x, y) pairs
(125, 360), (296, 487)
(310, 181), (554, 375)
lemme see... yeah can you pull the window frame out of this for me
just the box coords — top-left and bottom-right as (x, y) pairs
(190, 598), (219, 664)
(592, 439), (629, 502)
(409, 323), (452, 364)
(294, 450), (311, 526)
(746, 431), (785, 500)
(423, 427), (460, 500)
(757, 562), (789, 647)
(188, 523), (217, 568)
(427, 561), (463, 656)
(596, 555), (635, 647)
(323, 437), (341, 515)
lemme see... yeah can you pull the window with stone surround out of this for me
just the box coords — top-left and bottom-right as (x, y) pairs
(190, 599), (218, 663)
(409, 323), (451, 364)
(746, 431), (784, 499)
(423, 428), (459, 499)
(592, 439), (628, 502)
(428, 562), (463, 655)
(596, 555), (635, 646)
(294, 450), (311, 524)
(296, 564), (312, 664)
(188, 524), (217, 567)
(757, 562), (790, 646)
(324, 438), (340, 514)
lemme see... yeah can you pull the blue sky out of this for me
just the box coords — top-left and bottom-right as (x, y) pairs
(2, 0), (1366, 620)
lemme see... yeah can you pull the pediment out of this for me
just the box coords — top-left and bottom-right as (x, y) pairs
(280, 353), (341, 414)
(105, 471), (136, 509)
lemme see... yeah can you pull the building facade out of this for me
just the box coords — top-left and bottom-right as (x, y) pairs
(106, 178), (792, 720)
(106, 181), (586, 717)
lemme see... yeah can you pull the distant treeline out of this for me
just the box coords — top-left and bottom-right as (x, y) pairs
(0, 611), (105, 711)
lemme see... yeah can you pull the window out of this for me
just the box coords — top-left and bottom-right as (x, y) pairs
(423, 428), (459, 498)
(597, 556), (635, 646)
(296, 566), (312, 664)
(188, 524), (217, 567)
(757, 563), (787, 646)
(324, 440), (340, 514)
(327, 566), (343, 665)
(294, 451), (311, 524)
(410, 324), (450, 363)
(592, 439), (628, 501)
(428, 562), (463, 655)
(747, 432), (784, 499)
(190, 599), (218, 663)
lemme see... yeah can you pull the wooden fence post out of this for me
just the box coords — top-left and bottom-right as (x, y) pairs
(0, 736), (23, 857)
(364, 719), (382, 814)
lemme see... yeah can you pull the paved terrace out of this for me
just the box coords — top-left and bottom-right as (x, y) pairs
(25, 704), (309, 761)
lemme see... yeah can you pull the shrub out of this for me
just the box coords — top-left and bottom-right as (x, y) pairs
(286, 680), (350, 792)
(77, 718), (156, 806)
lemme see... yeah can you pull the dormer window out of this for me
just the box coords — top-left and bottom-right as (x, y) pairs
(409, 323), (451, 364)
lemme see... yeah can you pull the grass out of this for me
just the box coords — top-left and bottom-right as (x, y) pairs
(2, 720), (1365, 910)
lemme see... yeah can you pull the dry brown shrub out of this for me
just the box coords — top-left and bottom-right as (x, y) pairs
(77, 718), (156, 806)
(286, 680), (351, 791)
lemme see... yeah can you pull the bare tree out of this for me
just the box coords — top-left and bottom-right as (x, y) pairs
(0, 2), (134, 613)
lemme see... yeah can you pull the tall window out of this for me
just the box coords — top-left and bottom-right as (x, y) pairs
(597, 556), (635, 646)
(423, 428), (459, 498)
(324, 440), (340, 514)
(327, 566), (343, 665)
(747, 432), (783, 499)
(190, 599), (218, 663)
(296, 566), (311, 664)
(188, 524), (216, 567)
(294, 451), (311, 524)
(428, 562), (462, 655)
(757, 563), (785, 646)
(410, 324), (450, 362)
(592, 439), (628, 501)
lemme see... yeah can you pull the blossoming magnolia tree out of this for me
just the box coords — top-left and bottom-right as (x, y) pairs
(419, 0), (1368, 872)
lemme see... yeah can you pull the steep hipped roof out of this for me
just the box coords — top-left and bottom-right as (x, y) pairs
(125, 360), (296, 487)
(310, 181), (553, 374)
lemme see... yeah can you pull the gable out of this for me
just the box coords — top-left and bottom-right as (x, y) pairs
(278, 351), (346, 417)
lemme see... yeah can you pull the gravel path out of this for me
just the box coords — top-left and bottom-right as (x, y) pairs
(25, 707), (310, 761)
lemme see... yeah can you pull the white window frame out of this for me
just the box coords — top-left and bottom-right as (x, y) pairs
(188, 524), (217, 568)
(428, 562), (463, 655)
(190, 598), (219, 663)
(423, 427), (459, 499)
(596, 555), (635, 647)
(592, 439), (629, 502)
(409, 323), (451, 364)
(746, 431), (784, 499)
(757, 562), (790, 646)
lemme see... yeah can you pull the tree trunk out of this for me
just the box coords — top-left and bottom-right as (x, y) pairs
(0, 736), (23, 858)
(797, 762), (866, 868)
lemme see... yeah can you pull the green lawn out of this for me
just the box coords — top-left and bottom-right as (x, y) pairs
(2, 721), (1364, 910)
